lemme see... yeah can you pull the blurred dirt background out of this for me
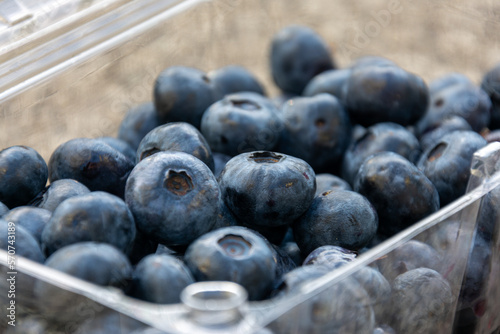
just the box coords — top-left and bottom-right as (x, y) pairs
(1, 1), (500, 332)
(1, 0), (500, 161)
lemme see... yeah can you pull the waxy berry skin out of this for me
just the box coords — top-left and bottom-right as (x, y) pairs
(303, 68), (351, 101)
(118, 102), (160, 151)
(31, 178), (91, 212)
(153, 66), (222, 129)
(48, 138), (134, 198)
(128, 254), (194, 304)
(293, 189), (378, 256)
(344, 64), (429, 127)
(416, 84), (491, 134)
(218, 151), (316, 228)
(136, 121), (215, 172)
(201, 92), (282, 157)
(125, 151), (220, 247)
(0, 145), (48, 209)
(184, 226), (277, 301)
(417, 130), (487, 206)
(3, 206), (51, 244)
(0, 219), (45, 263)
(276, 93), (352, 173)
(41, 191), (137, 257)
(341, 122), (421, 186)
(389, 268), (453, 334)
(207, 65), (266, 97)
(354, 152), (440, 237)
(314, 173), (352, 196)
(270, 25), (335, 95)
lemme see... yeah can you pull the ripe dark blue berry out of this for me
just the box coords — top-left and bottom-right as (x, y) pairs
(270, 25), (334, 95)
(0, 146), (48, 208)
(125, 151), (220, 247)
(219, 151), (316, 228)
(184, 226), (277, 300)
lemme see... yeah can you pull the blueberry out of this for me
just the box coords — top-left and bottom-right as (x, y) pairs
(184, 226), (277, 300)
(29, 178), (91, 212)
(314, 173), (352, 196)
(97, 136), (137, 164)
(302, 68), (351, 101)
(351, 266), (392, 321)
(125, 151), (220, 247)
(219, 151), (316, 228)
(388, 268), (454, 334)
(476, 185), (500, 243)
(416, 84), (491, 133)
(0, 146), (48, 209)
(375, 240), (442, 283)
(455, 235), (491, 331)
(0, 219), (45, 263)
(153, 66), (222, 128)
(128, 254), (194, 304)
(118, 102), (160, 150)
(42, 242), (132, 285)
(136, 121), (215, 172)
(270, 25), (335, 95)
(48, 138), (134, 198)
(342, 122), (421, 185)
(276, 93), (352, 173)
(269, 267), (375, 334)
(200, 92), (282, 157)
(417, 130), (487, 206)
(427, 220), (461, 254)
(418, 115), (472, 152)
(344, 64), (428, 126)
(207, 65), (266, 96)
(41, 191), (136, 256)
(3, 206), (51, 244)
(481, 63), (500, 129)
(454, 186), (500, 330)
(428, 72), (474, 95)
(354, 152), (440, 237)
(34, 242), (132, 323)
(293, 189), (378, 255)
(302, 244), (357, 268)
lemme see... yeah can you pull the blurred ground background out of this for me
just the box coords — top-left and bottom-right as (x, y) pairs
(1, 0), (500, 160)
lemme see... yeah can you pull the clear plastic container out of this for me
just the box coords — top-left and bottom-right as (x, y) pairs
(0, 0), (499, 333)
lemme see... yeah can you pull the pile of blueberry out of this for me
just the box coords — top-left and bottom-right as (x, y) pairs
(1, 24), (500, 333)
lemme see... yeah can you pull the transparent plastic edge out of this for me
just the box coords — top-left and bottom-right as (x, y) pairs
(0, 0), (132, 55)
(0, 252), (187, 332)
(0, 0), (208, 103)
(245, 170), (500, 330)
(1, 172), (498, 333)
